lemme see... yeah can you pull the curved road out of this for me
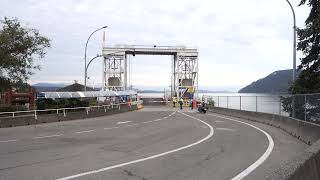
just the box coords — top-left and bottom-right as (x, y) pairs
(0, 107), (307, 180)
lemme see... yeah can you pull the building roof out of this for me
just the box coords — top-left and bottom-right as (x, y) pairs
(56, 83), (96, 92)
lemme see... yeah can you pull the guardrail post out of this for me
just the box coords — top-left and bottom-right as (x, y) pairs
(104, 106), (106, 112)
(218, 96), (220, 107)
(279, 96), (282, 115)
(12, 112), (15, 118)
(304, 95), (307, 121)
(227, 96), (229, 109)
(56, 109), (59, 114)
(34, 111), (37, 120)
(256, 96), (258, 112)
(292, 95), (296, 118)
(63, 109), (66, 117)
(240, 96), (242, 110)
(118, 104), (121, 111)
(86, 108), (89, 115)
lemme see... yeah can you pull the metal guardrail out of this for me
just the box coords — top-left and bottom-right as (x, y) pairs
(204, 94), (320, 123)
(0, 102), (138, 120)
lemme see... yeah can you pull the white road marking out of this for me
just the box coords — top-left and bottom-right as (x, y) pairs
(209, 114), (274, 180)
(0, 139), (18, 143)
(117, 121), (132, 125)
(142, 121), (153, 124)
(33, 134), (63, 139)
(215, 120), (225, 123)
(0, 111), (177, 143)
(104, 127), (120, 130)
(56, 111), (214, 180)
(74, 130), (96, 134)
(216, 128), (234, 132)
(126, 124), (138, 127)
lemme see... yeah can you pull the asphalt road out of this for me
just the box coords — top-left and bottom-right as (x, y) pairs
(0, 107), (307, 180)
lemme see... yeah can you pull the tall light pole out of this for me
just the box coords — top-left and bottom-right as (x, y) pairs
(285, 0), (297, 82)
(85, 51), (129, 91)
(286, 0), (297, 118)
(84, 26), (108, 91)
(85, 54), (103, 90)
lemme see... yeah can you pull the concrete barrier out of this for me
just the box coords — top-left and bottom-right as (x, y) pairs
(0, 104), (138, 128)
(208, 107), (320, 144)
(209, 107), (320, 180)
(141, 98), (167, 106)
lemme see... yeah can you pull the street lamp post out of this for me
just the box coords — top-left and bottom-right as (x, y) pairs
(85, 54), (103, 90)
(84, 26), (108, 91)
(285, 0), (297, 118)
(85, 51), (131, 91)
(285, 0), (297, 82)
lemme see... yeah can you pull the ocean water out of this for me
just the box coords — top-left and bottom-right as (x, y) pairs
(139, 92), (289, 116)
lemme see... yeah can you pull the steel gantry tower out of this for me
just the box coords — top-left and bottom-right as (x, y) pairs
(102, 45), (198, 100)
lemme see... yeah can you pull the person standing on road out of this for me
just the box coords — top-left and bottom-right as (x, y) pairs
(178, 97), (183, 110)
(172, 97), (177, 107)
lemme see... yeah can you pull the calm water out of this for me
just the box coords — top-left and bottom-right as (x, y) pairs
(139, 92), (289, 116)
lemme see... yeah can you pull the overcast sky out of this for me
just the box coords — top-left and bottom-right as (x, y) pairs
(1, 0), (310, 91)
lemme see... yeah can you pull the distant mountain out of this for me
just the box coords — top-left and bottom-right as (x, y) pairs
(32, 83), (66, 92)
(238, 69), (294, 94)
(32, 83), (65, 88)
(32, 86), (60, 92)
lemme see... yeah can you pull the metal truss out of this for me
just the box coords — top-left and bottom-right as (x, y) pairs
(102, 54), (126, 91)
(102, 45), (198, 100)
(173, 53), (198, 100)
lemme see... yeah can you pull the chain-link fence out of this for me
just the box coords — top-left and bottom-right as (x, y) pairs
(205, 93), (320, 123)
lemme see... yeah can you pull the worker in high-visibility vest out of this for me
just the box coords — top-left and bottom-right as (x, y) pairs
(190, 99), (194, 110)
(178, 98), (184, 110)
(172, 97), (177, 107)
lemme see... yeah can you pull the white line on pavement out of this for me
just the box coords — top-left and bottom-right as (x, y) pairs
(0, 111), (177, 144)
(117, 121), (132, 124)
(216, 128), (234, 131)
(215, 120), (225, 123)
(209, 114), (274, 180)
(104, 127), (120, 130)
(56, 111), (214, 180)
(33, 134), (63, 139)
(126, 124), (138, 127)
(0, 139), (18, 143)
(142, 121), (154, 124)
(74, 130), (96, 134)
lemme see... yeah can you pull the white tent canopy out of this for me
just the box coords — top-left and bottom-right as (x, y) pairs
(38, 90), (137, 99)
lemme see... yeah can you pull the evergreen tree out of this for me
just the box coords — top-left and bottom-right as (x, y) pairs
(291, 0), (320, 93)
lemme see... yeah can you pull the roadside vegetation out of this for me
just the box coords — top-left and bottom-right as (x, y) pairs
(0, 17), (50, 93)
(282, 0), (320, 121)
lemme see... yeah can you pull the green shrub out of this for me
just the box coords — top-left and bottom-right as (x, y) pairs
(0, 105), (27, 112)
